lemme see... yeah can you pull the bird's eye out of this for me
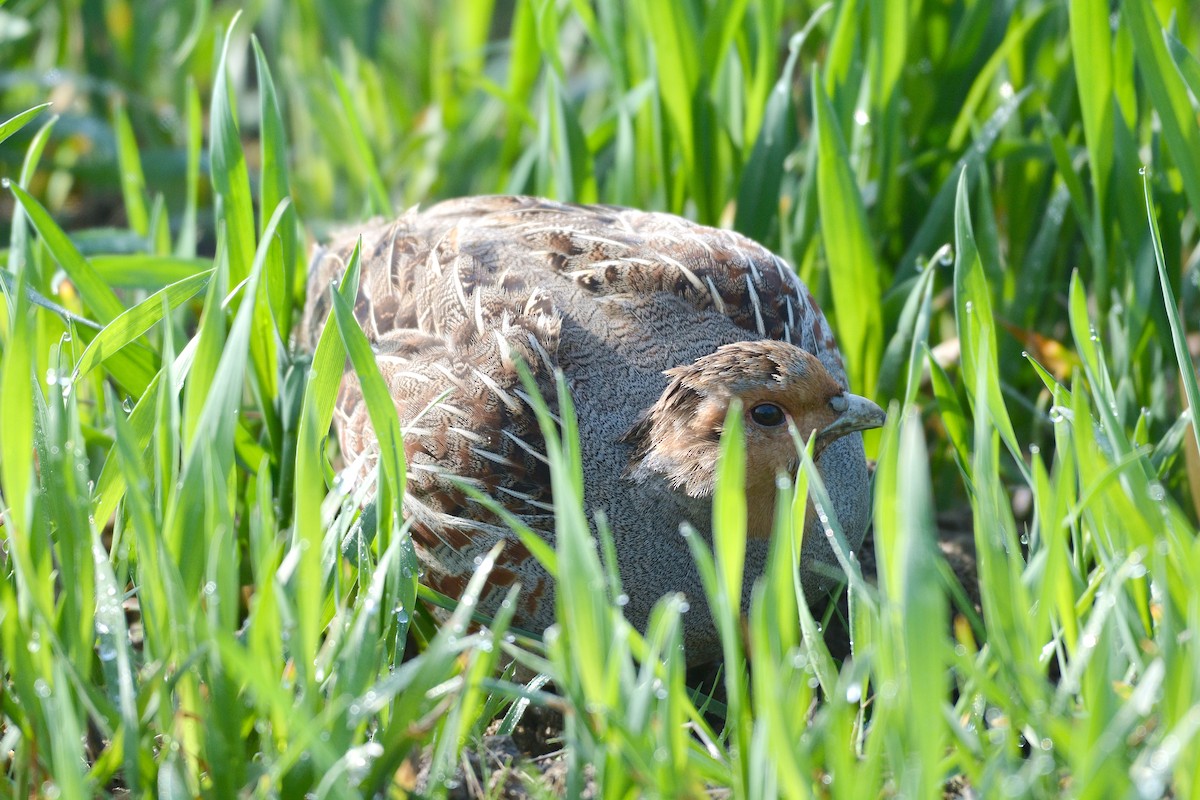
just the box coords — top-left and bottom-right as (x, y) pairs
(750, 403), (786, 427)
(829, 394), (848, 413)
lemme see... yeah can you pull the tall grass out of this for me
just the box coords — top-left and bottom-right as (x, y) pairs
(1, 0), (1199, 796)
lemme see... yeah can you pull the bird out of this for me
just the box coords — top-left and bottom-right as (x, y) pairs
(300, 195), (885, 663)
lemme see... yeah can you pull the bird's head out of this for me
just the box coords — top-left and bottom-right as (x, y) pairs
(623, 340), (885, 536)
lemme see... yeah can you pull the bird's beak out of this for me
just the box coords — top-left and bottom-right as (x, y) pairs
(816, 393), (886, 451)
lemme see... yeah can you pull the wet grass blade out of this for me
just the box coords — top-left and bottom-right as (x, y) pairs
(1124, 0), (1200, 214)
(1145, 173), (1200, 466)
(952, 169), (1023, 479)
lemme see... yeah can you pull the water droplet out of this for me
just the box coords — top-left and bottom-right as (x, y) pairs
(853, 109), (870, 126)
(203, 581), (217, 595)
(122, 397), (134, 413)
(1148, 483), (1166, 502)
(1138, 166), (1147, 176)
(845, 683), (863, 703)
(614, 593), (629, 607)
(34, 678), (51, 698)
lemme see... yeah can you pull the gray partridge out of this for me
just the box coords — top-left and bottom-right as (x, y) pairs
(301, 196), (885, 663)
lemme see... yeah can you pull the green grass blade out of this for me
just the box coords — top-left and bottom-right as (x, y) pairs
(1, 280), (34, 540)
(1124, 0), (1200, 214)
(207, 25), (281, 450)
(1068, 0), (1114, 222)
(210, 15), (258, 287)
(166, 200), (289, 590)
(72, 270), (211, 381)
(1144, 173), (1200, 466)
(0, 103), (50, 146)
(713, 402), (747, 624)
(873, 407), (947, 797)
(1165, 30), (1200, 100)
(112, 100), (149, 238)
(951, 168), (1023, 479)
(635, 0), (703, 215)
(91, 336), (197, 528)
(812, 72), (882, 397)
(734, 27), (806, 243)
(91, 524), (140, 794)
(896, 88), (1030, 280)
(945, 8), (1047, 151)
(327, 287), (406, 504)
(328, 63), (392, 217)
(253, 35), (299, 339)
(175, 79), (202, 258)
(8, 182), (126, 324)
(88, 255), (211, 289)
(291, 240), (362, 694)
